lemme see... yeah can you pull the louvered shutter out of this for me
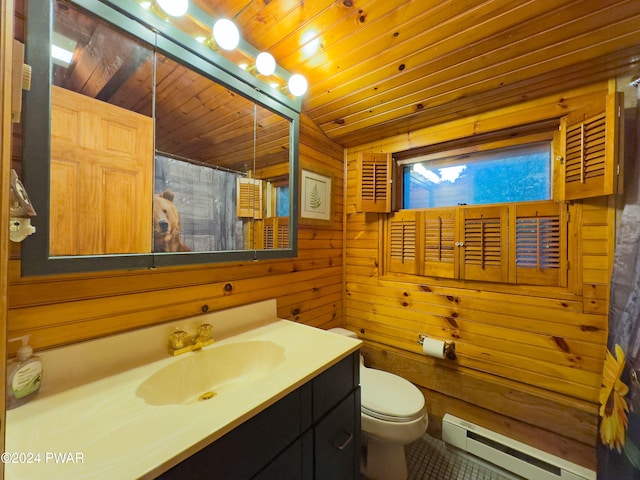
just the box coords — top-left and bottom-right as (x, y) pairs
(561, 93), (622, 200)
(276, 217), (289, 248)
(387, 210), (418, 274)
(356, 152), (393, 212)
(460, 206), (508, 282)
(263, 222), (275, 249)
(423, 208), (457, 278)
(237, 178), (263, 219)
(262, 217), (288, 249)
(510, 202), (566, 286)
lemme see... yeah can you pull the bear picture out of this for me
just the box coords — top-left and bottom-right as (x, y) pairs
(153, 190), (190, 252)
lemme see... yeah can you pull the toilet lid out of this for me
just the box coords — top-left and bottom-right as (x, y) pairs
(360, 367), (425, 422)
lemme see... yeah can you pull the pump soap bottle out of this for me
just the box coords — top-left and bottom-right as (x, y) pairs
(6, 335), (42, 409)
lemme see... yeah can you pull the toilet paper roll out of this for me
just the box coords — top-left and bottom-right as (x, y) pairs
(421, 337), (446, 359)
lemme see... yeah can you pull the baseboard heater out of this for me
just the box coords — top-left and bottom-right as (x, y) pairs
(441, 414), (596, 480)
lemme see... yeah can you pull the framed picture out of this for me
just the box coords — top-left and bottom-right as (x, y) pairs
(301, 169), (332, 222)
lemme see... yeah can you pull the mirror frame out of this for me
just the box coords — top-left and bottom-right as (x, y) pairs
(21, 0), (300, 275)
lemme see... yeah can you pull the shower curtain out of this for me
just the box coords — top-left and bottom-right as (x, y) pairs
(598, 99), (640, 479)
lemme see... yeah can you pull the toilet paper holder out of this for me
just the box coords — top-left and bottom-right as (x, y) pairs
(418, 334), (456, 360)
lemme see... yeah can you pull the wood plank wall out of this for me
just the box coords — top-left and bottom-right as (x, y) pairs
(344, 82), (618, 471)
(0, 0), (15, 474)
(6, 113), (345, 354)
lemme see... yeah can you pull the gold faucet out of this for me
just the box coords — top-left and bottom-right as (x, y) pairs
(168, 324), (214, 355)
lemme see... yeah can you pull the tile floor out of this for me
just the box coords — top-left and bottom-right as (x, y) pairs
(405, 433), (525, 480)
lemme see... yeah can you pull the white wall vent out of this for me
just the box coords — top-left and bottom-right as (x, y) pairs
(441, 414), (595, 480)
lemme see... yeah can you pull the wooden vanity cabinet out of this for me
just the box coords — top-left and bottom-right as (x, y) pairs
(313, 389), (361, 480)
(156, 351), (361, 480)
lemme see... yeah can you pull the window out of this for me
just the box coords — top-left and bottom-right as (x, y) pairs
(402, 143), (551, 209)
(276, 186), (290, 217)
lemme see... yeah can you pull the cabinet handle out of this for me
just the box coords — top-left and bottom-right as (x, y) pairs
(332, 431), (354, 451)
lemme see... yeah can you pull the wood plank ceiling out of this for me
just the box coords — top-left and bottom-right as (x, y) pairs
(190, 0), (640, 147)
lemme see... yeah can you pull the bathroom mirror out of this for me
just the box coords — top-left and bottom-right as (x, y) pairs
(21, 0), (299, 275)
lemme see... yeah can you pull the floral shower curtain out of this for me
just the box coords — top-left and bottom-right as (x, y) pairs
(598, 98), (639, 478)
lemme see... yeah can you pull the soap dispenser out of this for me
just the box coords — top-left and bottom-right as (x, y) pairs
(6, 335), (42, 409)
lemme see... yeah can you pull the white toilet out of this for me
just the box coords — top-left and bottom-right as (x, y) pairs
(329, 328), (428, 480)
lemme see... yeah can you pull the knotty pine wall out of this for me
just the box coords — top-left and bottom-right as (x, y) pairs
(344, 82), (619, 471)
(1, 0), (14, 472)
(6, 114), (345, 354)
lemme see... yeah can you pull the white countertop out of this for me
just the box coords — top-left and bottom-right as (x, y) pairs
(5, 301), (361, 479)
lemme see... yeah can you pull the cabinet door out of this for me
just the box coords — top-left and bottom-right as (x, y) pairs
(156, 386), (310, 480)
(313, 352), (359, 421)
(314, 389), (361, 480)
(253, 430), (313, 480)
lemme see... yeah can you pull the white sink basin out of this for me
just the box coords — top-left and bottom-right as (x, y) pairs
(136, 340), (285, 405)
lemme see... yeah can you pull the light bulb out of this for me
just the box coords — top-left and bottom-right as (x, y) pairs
(213, 19), (240, 51)
(255, 52), (276, 76)
(156, 0), (188, 17)
(288, 74), (308, 96)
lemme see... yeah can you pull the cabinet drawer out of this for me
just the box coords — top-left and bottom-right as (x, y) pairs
(313, 351), (359, 421)
(314, 388), (361, 480)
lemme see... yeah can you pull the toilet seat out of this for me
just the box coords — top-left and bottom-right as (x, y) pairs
(362, 405), (425, 423)
(360, 367), (425, 423)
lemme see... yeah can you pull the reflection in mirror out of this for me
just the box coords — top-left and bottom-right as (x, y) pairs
(51, 1), (154, 256)
(22, 0), (299, 275)
(152, 54), (292, 253)
(153, 53), (255, 253)
(255, 103), (291, 250)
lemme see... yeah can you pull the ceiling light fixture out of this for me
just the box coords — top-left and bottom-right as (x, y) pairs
(287, 74), (308, 97)
(145, 3), (308, 99)
(255, 52), (276, 76)
(51, 32), (76, 67)
(212, 19), (240, 51)
(155, 0), (189, 17)
(51, 45), (74, 66)
(301, 30), (321, 57)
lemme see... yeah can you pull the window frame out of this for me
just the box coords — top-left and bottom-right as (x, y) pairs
(395, 135), (555, 210)
(383, 131), (571, 289)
